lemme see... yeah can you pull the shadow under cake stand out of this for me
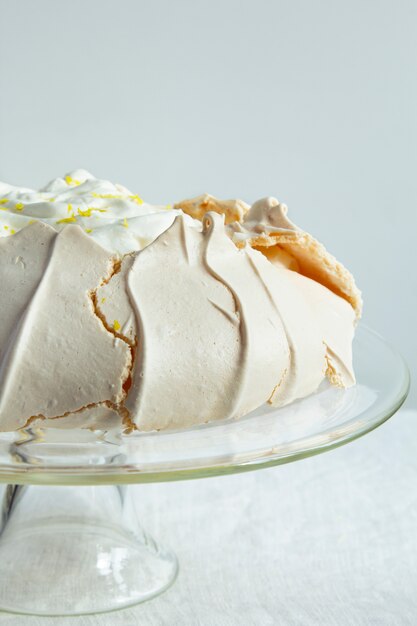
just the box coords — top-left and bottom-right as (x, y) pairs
(0, 325), (409, 616)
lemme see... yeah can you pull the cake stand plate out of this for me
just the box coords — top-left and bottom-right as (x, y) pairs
(0, 325), (409, 616)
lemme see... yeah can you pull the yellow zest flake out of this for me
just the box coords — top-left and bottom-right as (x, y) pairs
(56, 216), (77, 224)
(15, 202), (24, 211)
(78, 207), (107, 218)
(85, 228), (92, 233)
(101, 297), (106, 304)
(49, 197), (56, 202)
(0, 199), (8, 205)
(3, 225), (8, 230)
(91, 193), (123, 199)
(65, 175), (81, 186)
(113, 320), (121, 332)
(122, 217), (129, 228)
(28, 220), (37, 225)
(166, 203), (172, 209)
(10, 229), (15, 234)
(129, 194), (143, 205)
(78, 208), (93, 217)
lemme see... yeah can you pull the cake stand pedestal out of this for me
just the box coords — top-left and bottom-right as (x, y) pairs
(0, 326), (409, 616)
(0, 483), (177, 615)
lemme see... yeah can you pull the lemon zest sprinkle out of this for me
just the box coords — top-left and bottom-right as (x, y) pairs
(113, 320), (121, 332)
(0, 199), (8, 205)
(3, 225), (8, 230)
(15, 203), (24, 211)
(91, 193), (124, 199)
(129, 194), (143, 205)
(85, 228), (92, 233)
(78, 207), (107, 217)
(78, 208), (93, 217)
(10, 229), (15, 234)
(122, 217), (129, 228)
(56, 216), (77, 224)
(101, 297), (106, 304)
(67, 203), (73, 214)
(65, 175), (81, 186)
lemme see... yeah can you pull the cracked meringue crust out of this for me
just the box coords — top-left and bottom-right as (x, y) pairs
(0, 223), (134, 431)
(106, 212), (354, 432)
(0, 174), (360, 432)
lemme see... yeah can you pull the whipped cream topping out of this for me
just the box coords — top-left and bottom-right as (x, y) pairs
(0, 169), (198, 256)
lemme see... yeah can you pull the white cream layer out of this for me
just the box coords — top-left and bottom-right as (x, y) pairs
(0, 169), (197, 256)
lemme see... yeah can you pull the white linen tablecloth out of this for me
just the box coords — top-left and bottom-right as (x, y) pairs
(1, 408), (416, 626)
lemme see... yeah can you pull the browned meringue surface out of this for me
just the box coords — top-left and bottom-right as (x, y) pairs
(174, 194), (250, 224)
(0, 183), (360, 432)
(227, 197), (362, 317)
(0, 223), (132, 430)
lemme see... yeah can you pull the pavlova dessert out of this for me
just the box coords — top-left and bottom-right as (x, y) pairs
(0, 170), (361, 432)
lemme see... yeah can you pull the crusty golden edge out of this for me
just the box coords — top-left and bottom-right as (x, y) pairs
(176, 193), (362, 317)
(238, 231), (362, 318)
(174, 194), (250, 225)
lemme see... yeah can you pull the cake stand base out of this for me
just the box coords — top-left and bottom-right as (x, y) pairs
(0, 484), (178, 616)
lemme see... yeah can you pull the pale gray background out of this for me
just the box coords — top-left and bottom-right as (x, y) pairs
(0, 3), (416, 625)
(0, 0), (415, 403)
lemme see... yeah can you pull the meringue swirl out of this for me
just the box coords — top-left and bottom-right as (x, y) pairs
(0, 172), (358, 432)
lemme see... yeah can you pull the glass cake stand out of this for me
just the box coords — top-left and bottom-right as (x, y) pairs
(0, 325), (409, 616)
